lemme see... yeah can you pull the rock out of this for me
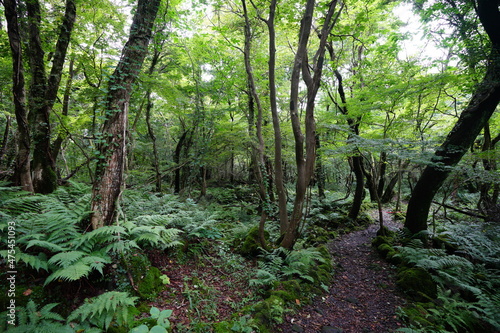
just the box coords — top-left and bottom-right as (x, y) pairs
(345, 296), (359, 304)
(292, 323), (304, 332)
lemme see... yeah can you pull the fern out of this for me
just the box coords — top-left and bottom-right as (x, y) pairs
(44, 251), (111, 286)
(0, 301), (75, 333)
(128, 225), (183, 250)
(67, 291), (138, 330)
(0, 249), (49, 272)
(250, 247), (327, 288)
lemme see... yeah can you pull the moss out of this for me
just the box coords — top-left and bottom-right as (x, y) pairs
(376, 225), (395, 237)
(432, 235), (459, 253)
(238, 226), (269, 257)
(213, 321), (233, 332)
(252, 295), (286, 331)
(371, 235), (393, 248)
(127, 253), (164, 299)
(377, 243), (394, 258)
(396, 267), (437, 301)
(386, 251), (403, 265)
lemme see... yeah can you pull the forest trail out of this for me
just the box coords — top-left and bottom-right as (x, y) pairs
(277, 211), (406, 333)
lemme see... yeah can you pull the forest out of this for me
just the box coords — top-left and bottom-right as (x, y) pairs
(0, 0), (499, 332)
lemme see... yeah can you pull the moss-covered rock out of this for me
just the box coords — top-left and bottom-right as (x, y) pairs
(127, 253), (164, 299)
(238, 226), (270, 257)
(396, 267), (437, 301)
(372, 235), (393, 248)
(376, 225), (395, 237)
(377, 243), (394, 258)
(386, 250), (403, 265)
(251, 295), (286, 331)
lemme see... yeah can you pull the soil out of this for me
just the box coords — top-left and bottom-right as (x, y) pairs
(276, 211), (406, 333)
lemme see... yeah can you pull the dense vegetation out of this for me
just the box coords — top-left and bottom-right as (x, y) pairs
(0, 0), (499, 332)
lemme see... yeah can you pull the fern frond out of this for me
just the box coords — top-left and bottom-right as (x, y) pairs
(25, 239), (68, 252)
(67, 291), (138, 330)
(0, 249), (49, 271)
(44, 262), (92, 286)
(48, 251), (86, 267)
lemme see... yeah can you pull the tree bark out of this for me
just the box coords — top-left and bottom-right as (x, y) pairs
(27, 0), (76, 194)
(0, 115), (10, 166)
(4, 0), (34, 192)
(260, 0), (290, 235)
(281, 0), (338, 249)
(52, 56), (76, 162)
(173, 130), (189, 194)
(90, 0), (161, 229)
(316, 133), (325, 199)
(241, 0), (270, 247)
(405, 0), (500, 234)
(332, 69), (364, 220)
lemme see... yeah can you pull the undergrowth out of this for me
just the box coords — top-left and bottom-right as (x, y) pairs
(393, 222), (500, 333)
(0, 184), (359, 332)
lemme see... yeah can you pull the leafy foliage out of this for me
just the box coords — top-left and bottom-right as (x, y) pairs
(0, 301), (73, 333)
(250, 247), (327, 288)
(67, 291), (138, 330)
(395, 221), (500, 332)
(0, 184), (182, 287)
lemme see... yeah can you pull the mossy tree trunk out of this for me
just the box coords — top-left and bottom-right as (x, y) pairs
(91, 0), (161, 229)
(27, 0), (76, 194)
(4, 0), (33, 192)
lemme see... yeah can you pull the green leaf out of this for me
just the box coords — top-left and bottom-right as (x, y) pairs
(150, 326), (168, 333)
(150, 306), (161, 318)
(130, 325), (150, 333)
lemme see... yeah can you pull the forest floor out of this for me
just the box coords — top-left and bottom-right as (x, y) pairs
(276, 211), (407, 333)
(145, 210), (408, 332)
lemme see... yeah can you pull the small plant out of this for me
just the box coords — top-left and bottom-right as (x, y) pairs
(130, 306), (173, 333)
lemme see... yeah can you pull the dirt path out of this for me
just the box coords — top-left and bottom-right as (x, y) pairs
(276, 211), (406, 333)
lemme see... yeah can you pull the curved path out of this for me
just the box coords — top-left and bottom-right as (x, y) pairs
(277, 214), (406, 333)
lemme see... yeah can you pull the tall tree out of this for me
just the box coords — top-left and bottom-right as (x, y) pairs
(405, 0), (500, 234)
(27, 0), (76, 193)
(280, 0), (339, 249)
(90, 0), (161, 229)
(3, 0), (33, 192)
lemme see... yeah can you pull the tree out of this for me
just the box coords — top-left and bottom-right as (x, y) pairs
(27, 0), (76, 194)
(280, 0), (339, 249)
(405, 0), (500, 234)
(90, 0), (161, 229)
(3, 0), (33, 192)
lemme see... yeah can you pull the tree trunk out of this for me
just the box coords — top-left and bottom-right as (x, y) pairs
(241, 0), (270, 247)
(173, 130), (189, 194)
(4, 0), (33, 192)
(477, 123), (499, 216)
(316, 133), (325, 199)
(27, 0), (76, 194)
(262, 0), (289, 235)
(332, 69), (364, 221)
(90, 0), (161, 229)
(52, 56), (76, 162)
(348, 156), (365, 220)
(281, 0), (339, 249)
(146, 92), (162, 192)
(0, 115), (10, 166)
(405, 0), (500, 234)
